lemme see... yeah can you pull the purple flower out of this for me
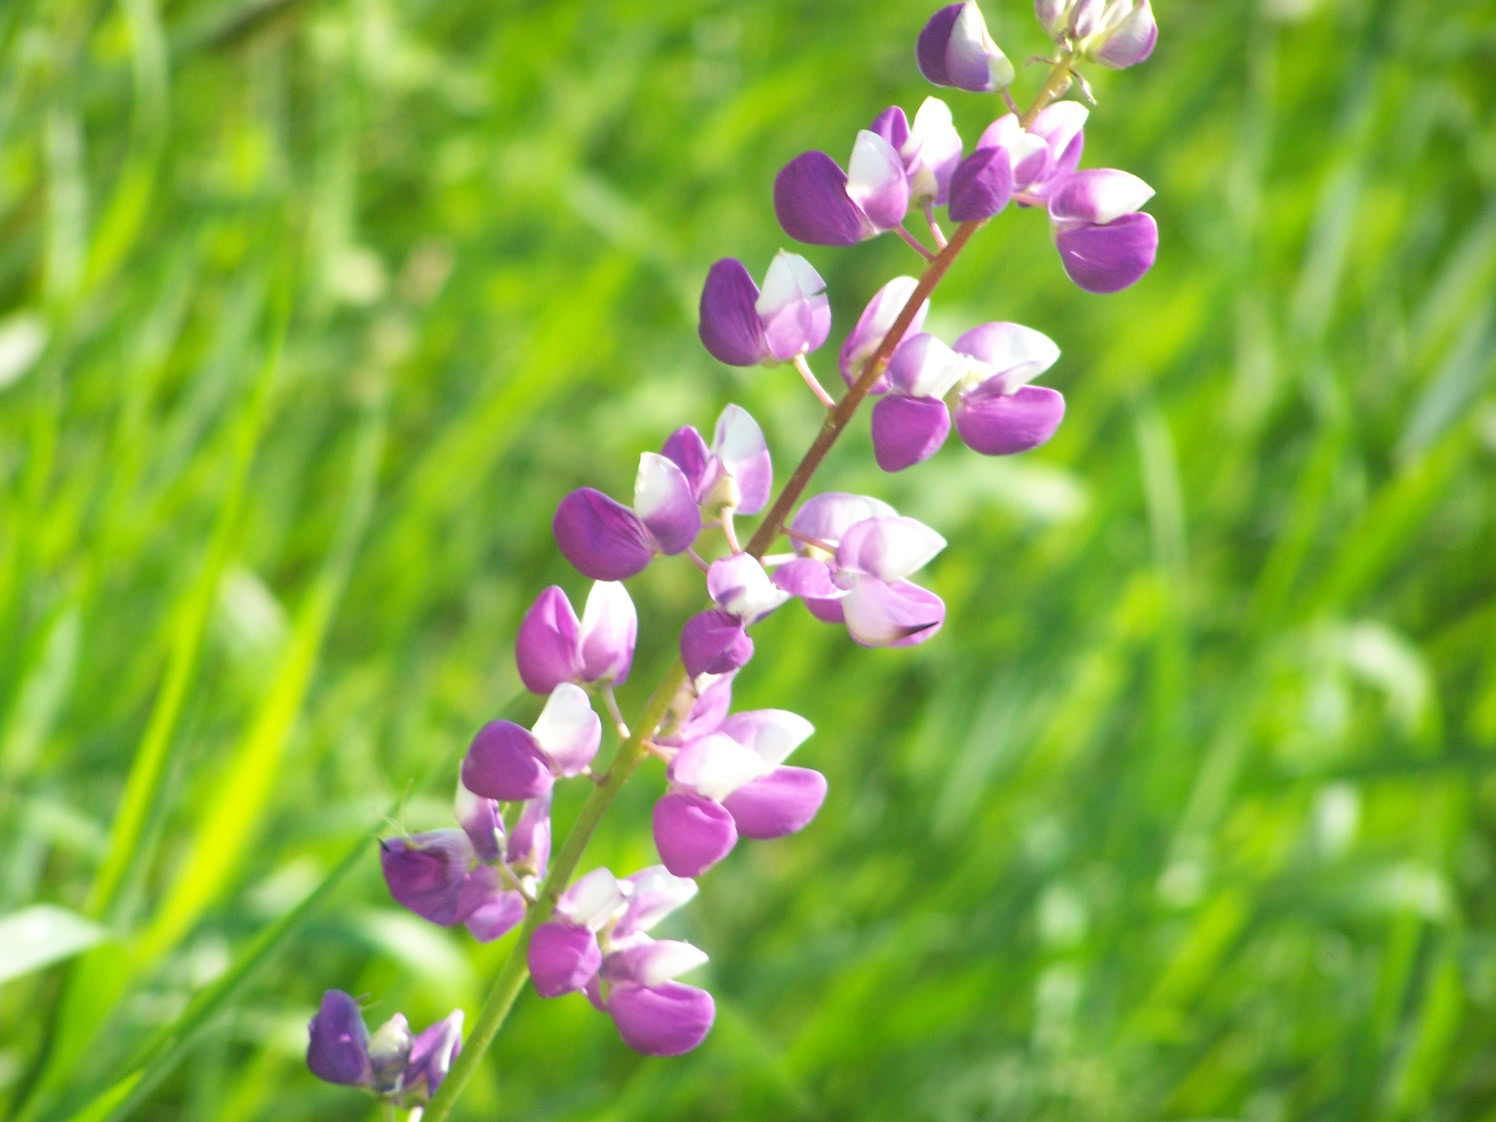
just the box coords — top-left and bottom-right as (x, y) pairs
(653, 709), (820, 877)
(679, 554), (791, 677)
(839, 276), (931, 391)
(870, 98), (964, 207)
(515, 581), (637, 695)
(1047, 168), (1158, 293)
(461, 682), (601, 802)
(916, 2), (1015, 93)
(976, 101), (1088, 203)
(661, 404), (773, 518)
(307, 991), (464, 1106)
(698, 252), (831, 367)
(528, 865), (716, 1055)
(870, 321), (1065, 470)
(772, 494), (947, 647)
(1042, 0), (1157, 68)
(775, 131), (910, 246)
(657, 670), (737, 748)
(379, 830), (507, 929)
(554, 454), (701, 581)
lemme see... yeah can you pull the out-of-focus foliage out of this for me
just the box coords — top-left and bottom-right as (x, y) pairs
(1, 0), (1494, 1119)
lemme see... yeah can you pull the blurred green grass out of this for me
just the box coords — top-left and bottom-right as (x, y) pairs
(2, 0), (1495, 1119)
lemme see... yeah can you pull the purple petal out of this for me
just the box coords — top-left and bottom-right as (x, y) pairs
(661, 425), (713, 500)
(634, 453), (701, 555)
(885, 333), (963, 398)
(706, 553), (788, 621)
(1030, 101), (1088, 181)
(577, 580), (637, 685)
(553, 488), (655, 581)
(948, 145), (1014, 221)
(1054, 211), (1158, 293)
(617, 866), (699, 937)
(845, 130), (910, 231)
(789, 491), (899, 548)
(1047, 168), (1154, 226)
(806, 595), (847, 625)
(680, 609), (755, 678)
(836, 516), (947, 581)
(871, 395), (952, 472)
(697, 258), (769, 366)
(838, 276), (930, 390)
(307, 990), (372, 1087)
(942, 2), (1013, 92)
(903, 97), (965, 205)
(916, 4), (964, 85)
(658, 671), (736, 747)
(379, 830), (479, 927)
(508, 790), (552, 877)
(722, 765), (828, 840)
(462, 720), (554, 802)
(454, 784), (505, 863)
(529, 920), (602, 997)
(775, 150), (875, 246)
(711, 404), (773, 515)
(607, 981), (715, 1056)
(464, 892), (526, 943)
(1094, 0), (1157, 68)
(869, 105), (910, 151)
(653, 791), (739, 878)
(841, 578), (946, 648)
(530, 682), (601, 777)
(514, 585), (582, 695)
(771, 557), (845, 600)
(756, 252), (831, 363)
(405, 1011), (463, 1099)
(955, 383), (1066, 454)
(951, 321), (1060, 389)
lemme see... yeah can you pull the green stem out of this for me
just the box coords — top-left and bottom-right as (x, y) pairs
(421, 54), (1077, 1122)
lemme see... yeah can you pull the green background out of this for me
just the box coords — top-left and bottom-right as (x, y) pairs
(3, 0), (1495, 1118)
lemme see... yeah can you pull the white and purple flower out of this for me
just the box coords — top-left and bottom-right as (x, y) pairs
(307, 991), (464, 1106)
(775, 130), (911, 247)
(460, 682), (601, 803)
(916, 2), (1015, 93)
(698, 252), (831, 367)
(514, 581), (637, 695)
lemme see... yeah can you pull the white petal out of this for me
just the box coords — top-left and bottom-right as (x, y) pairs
(559, 866), (629, 929)
(531, 682), (601, 775)
(720, 709), (815, 767)
(671, 732), (771, 801)
(754, 251), (825, 319)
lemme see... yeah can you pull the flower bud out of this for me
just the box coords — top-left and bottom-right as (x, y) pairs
(917, 2), (1015, 93)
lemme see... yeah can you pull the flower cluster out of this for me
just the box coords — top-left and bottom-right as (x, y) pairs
(310, 0), (1160, 1104)
(307, 991), (462, 1108)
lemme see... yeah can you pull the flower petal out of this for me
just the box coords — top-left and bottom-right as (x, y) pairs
(1030, 100), (1088, 181)
(956, 383), (1066, 454)
(578, 580), (637, 685)
(462, 720), (554, 802)
(871, 395), (952, 472)
(680, 608), (755, 678)
(652, 790), (739, 877)
(634, 453), (701, 555)
(886, 333), (965, 399)
(1093, 0), (1157, 68)
(553, 488), (655, 581)
(718, 709), (815, 767)
(1047, 167), (1154, 226)
(775, 150), (874, 246)
(668, 731), (771, 800)
(841, 579), (946, 648)
(558, 866), (629, 928)
(660, 425), (714, 500)
(904, 97), (964, 204)
(508, 790), (552, 877)
(617, 867), (699, 936)
(869, 104), (910, 152)
(657, 671), (736, 748)
(711, 404), (773, 515)
(835, 516), (947, 581)
(405, 1010), (463, 1099)
(943, 0), (1014, 92)
(948, 144), (1014, 221)
(707, 553), (789, 621)
(722, 765), (828, 840)
(463, 892), (526, 943)
(915, 3), (964, 85)
(529, 921), (602, 997)
(838, 276), (930, 389)
(1053, 211), (1158, 293)
(307, 990), (372, 1087)
(454, 782), (505, 863)
(789, 492), (900, 549)
(379, 830), (481, 926)
(756, 251), (831, 362)
(604, 939), (710, 988)
(514, 585), (582, 695)
(770, 557), (845, 600)
(607, 981), (715, 1056)
(952, 321), (1060, 390)
(530, 682), (601, 777)
(697, 258), (769, 366)
(845, 130), (910, 231)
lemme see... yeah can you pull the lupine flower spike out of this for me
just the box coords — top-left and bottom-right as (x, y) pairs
(316, 0), (1163, 1104)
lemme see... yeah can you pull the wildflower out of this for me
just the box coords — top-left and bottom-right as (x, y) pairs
(977, 101), (1088, 204)
(515, 581), (637, 695)
(839, 276), (931, 391)
(1040, 0), (1157, 69)
(916, 2), (1015, 93)
(554, 456), (700, 581)
(1047, 167), (1158, 293)
(698, 252), (831, 367)
(869, 321), (1065, 470)
(870, 98), (965, 208)
(652, 709), (822, 877)
(528, 867), (716, 1055)
(661, 404), (773, 519)
(307, 990), (463, 1106)
(772, 494), (946, 647)
(775, 131), (910, 246)
(679, 554), (791, 677)
(461, 682), (601, 802)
